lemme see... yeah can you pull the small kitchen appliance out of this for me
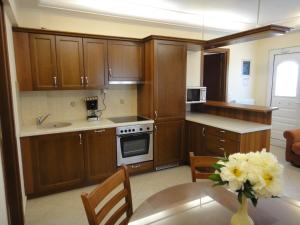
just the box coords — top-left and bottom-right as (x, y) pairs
(186, 86), (207, 104)
(85, 96), (99, 121)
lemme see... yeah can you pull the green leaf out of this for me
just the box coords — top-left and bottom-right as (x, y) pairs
(213, 181), (228, 187)
(238, 191), (243, 204)
(208, 173), (222, 182)
(212, 163), (225, 172)
(251, 198), (258, 207)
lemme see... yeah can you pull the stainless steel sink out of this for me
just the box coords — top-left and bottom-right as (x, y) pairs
(38, 122), (72, 129)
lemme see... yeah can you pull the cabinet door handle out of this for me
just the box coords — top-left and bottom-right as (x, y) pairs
(154, 125), (157, 132)
(53, 76), (57, 87)
(219, 139), (225, 143)
(218, 147), (225, 151)
(108, 68), (112, 78)
(80, 76), (84, 86)
(94, 129), (105, 133)
(79, 133), (82, 145)
(219, 130), (226, 133)
(85, 76), (89, 86)
(131, 164), (141, 169)
(202, 127), (206, 137)
(154, 110), (158, 120)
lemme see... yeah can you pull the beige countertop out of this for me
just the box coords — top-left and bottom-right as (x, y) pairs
(185, 112), (271, 134)
(20, 118), (154, 137)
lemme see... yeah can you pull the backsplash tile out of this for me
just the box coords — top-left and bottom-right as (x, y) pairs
(20, 85), (137, 126)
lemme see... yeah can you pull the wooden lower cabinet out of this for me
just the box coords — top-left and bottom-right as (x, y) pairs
(185, 121), (270, 158)
(85, 128), (116, 184)
(127, 161), (154, 175)
(21, 129), (117, 197)
(154, 120), (185, 168)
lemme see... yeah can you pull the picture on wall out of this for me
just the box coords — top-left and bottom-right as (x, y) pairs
(242, 60), (251, 76)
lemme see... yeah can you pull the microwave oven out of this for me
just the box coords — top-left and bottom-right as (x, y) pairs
(186, 87), (207, 104)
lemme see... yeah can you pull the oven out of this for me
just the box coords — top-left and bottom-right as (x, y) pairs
(116, 124), (153, 166)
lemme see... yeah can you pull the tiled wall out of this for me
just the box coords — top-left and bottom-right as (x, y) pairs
(20, 85), (137, 126)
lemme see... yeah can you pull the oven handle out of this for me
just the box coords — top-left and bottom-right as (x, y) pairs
(117, 131), (153, 137)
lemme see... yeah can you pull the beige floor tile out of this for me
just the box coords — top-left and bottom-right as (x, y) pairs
(24, 146), (300, 225)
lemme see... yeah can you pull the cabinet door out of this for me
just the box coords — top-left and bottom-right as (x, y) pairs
(56, 36), (84, 89)
(186, 121), (205, 157)
(154, 40), (186, 122)
(29, 34), (58, 90)
(154, 120), (184, 168)
(85, 128), (116, 183)
(32, 132), (85, 193)
(108, 40), (143, 82)
(83, 38), (108, 89)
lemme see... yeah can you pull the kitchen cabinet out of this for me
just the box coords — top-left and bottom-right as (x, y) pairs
(185, 121), (205, 159)
(56, 36), (84, 89)
(138, 38), (187, 169)
(21, 132), (85, 195)
(21, 129), (117, 197)
(154, 40), (186, 122)
(83, 38), (108, 89)
(85, 128), (116, 183)
(154, 120), (185, 168)
(29, 34), (58, 90)
(108, 40), (144, 83)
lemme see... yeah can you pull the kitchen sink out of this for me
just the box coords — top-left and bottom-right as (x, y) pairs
(38, 122), (72, 129)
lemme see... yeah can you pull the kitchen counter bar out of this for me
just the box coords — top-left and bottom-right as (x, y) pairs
(21, 118), (154, 137)
(186, 112), (271, 134)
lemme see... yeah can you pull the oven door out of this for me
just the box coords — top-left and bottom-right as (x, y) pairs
(117, 132), (153, 166)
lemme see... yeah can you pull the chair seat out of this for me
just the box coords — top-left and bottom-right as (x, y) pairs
(292, 142), (300, 155)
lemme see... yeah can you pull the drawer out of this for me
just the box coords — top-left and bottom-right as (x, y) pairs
(206, 126), (240, 142)
(204, 135), (239, 156)
(127, 161), (154, 175)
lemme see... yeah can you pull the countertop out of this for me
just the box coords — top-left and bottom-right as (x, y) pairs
(186, 112), (271, 134)
(203, 101), (278, 113)
(20, 118), (154, 137)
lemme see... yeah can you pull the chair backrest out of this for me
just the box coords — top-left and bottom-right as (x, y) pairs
(189, 152), (218, 182)
(81, 165), (133, 225)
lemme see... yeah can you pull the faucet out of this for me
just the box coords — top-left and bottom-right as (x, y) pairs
(36, 113), (51, 126)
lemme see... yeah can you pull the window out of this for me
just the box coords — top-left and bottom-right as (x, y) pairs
(274, 61), (299, 97)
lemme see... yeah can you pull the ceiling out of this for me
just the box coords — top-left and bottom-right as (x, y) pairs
(22, 0), (300, 32)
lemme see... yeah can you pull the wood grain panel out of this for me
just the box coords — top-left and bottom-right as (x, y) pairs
(154, 40), (186, 122)
(155, 120), (184, 167)
(127, 161), (154, 175)
(240, 130), (271, 153)
(20, 137), (34, 194)
(85, 128), (117, 184)
(83, 38), (108, 89)
(13, 32), (33, 91)
(185, 121), (205, 158)
(56, 36), (84, 89)
(108, 40), (144, 82)
(29, 34), (57, 90)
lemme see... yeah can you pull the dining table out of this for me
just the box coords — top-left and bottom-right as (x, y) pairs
(128, 181), (300, 225)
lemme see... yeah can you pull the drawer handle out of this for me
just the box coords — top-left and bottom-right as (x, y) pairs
(218, 147), (225, 151)
(219, 139), (225, 143)
(94, 129), (105, 133)
(79, 133), (82, 145)
(81, 76), (84, 86)
(202, 127), (206, 137)
(131, 164), (141, 169)
(219, 130), (226, 133)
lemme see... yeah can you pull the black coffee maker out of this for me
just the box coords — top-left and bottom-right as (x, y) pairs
(85, 96), (99, 121)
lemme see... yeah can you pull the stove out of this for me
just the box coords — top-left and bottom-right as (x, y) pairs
(108, 116), (149, 123)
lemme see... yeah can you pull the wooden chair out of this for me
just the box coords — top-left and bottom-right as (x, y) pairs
(81, 165), (133, 225)
(189, 152), (218, 182)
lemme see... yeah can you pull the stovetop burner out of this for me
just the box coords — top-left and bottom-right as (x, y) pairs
(108, 116), (149, 123)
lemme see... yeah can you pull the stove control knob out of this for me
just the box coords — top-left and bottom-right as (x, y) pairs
(140, 128), (143, 131)
(125, 130), (128, 133)
(147, 127), (150, 130)
(120, 130), (123, 133)
(128, 129), (131, 132)
(133, 129), (135, 132)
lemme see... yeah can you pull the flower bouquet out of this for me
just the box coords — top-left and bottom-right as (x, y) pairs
(209, 150), (283, 225)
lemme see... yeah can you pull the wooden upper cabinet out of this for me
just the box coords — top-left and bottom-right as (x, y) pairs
(29, 34), (58, 90)
(108, 40), (143, 83)
(83, 38), (107, 89)
(84, 128), (116, 183)
(31, 132), (85, 193)
(56, 36), (84, 89)
(154, 40), (187, 122)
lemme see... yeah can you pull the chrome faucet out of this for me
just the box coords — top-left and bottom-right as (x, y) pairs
(36, 113), (51, 126)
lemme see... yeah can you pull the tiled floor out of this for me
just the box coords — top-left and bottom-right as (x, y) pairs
(24, 146), (300, 225)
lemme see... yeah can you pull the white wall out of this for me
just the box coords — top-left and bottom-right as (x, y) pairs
(226, 41), (257, 104)
(4, 10), (26, 211)
(254, 31), (300, 106)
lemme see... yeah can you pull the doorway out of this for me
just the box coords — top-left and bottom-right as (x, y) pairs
(270, 49), (300, 147)
(203, 48), (229, 101)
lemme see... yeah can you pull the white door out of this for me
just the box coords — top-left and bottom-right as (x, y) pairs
(271, 52), (300, 147)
